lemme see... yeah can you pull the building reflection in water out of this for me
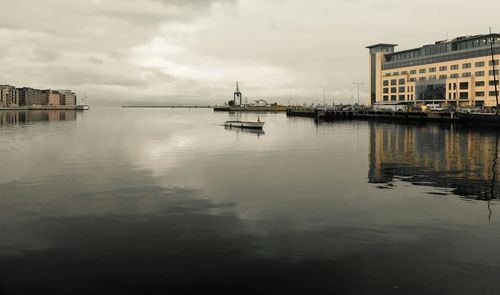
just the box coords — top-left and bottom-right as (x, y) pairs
(369, 122), (500, 202)
(0, 110), (77, 126)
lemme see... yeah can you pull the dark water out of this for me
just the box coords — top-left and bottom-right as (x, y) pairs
(1, 108), (500, 295)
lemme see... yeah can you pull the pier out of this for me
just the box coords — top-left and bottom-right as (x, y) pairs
(214, 106), (288, 112)
(287, 108), (461, 123)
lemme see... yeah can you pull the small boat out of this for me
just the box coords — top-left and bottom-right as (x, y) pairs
(224, 120), (265, 129)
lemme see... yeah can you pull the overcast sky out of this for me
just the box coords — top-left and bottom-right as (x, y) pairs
(0, 0), (499, 106)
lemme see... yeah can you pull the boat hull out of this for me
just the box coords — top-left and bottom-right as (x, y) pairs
(224, 121), (265, 129)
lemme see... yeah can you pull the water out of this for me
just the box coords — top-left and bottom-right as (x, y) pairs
(1, 108), (500, 294)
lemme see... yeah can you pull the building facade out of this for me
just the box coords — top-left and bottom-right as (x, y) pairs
(368, 34), (500, 108)
(58, 90), (77, 106)
(0, 85), (19, 107)
(41, 90), (62, 106)
(17, 87), (43, 106)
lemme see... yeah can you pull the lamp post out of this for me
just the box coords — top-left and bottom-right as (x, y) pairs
(321, 85), (327, 106)
(353, 82), (365, 105)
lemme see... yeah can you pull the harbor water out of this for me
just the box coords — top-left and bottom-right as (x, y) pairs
(1, 108), (500, 294)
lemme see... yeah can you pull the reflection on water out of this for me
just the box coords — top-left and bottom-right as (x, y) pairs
(369, 122), (500, 201)
(224, 126), (265, 136)
(0, 110), (76, 126)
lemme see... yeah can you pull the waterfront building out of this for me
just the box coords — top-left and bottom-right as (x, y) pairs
(17, 87), (43, 106)
(367, 34), (500, 108)
(0, 85), (19, 107)
(41, 90), (61, 106)
(58, 89), (77, 106)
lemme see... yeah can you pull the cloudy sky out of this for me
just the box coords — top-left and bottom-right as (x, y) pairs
(0, 0), (498, 106)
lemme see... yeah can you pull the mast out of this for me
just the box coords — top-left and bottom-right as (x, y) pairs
(489, 28), (499, 115)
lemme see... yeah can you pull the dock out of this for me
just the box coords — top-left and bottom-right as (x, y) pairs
(286, 108), (460, 123)
(214, 106), (288, 112)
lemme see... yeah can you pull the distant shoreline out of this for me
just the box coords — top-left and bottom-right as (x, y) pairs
(0, 105), (89, 111)
(121, 105), (213, 108)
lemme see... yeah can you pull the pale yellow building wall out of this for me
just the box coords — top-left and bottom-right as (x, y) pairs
(376, 53), (500, 107)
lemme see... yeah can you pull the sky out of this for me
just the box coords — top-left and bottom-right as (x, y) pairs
(0, 0), (499, 106)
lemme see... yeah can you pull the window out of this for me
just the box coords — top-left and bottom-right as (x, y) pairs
(453, 93), (456, 99)
(419, 77), (426, 81)
(450, 74), (459, 78)
(429, 75), (437, 80)
(410, 70), (417, 75)
(451, 65), (459, 70)
(475, 61), (485, 67)
(419, 69), (426, 74)
(399, 86), (405, 92)
(475, 91), (485, 97)
(462, 63), (472, 69)
(391, 79), (397, 85)
(429, 67), (437, 72)
(462, 72), (471, 77)
(439, 75), (447, 79)
(460, 92), (469, 99)
(490, 70), (500, 76)
(393, 72), (400, 76)
(448, 93), (452, 100)
(384, 73), (392, 77)
(453, 83), (457, 90)
(391, 87), (397, 93)
(489, 80), (500, 86)
(391, 95), (397, 101)
(383, 80), (389, 86)
(459, 82), (469, 90)
(439, 66), (447, 71)
(383, 88), (389, 94)
(407, 86), (411, 92)
(448, 83), (452, 91)
(489, 60), (499, 66)
(476, 81), (485, 87)
(383, 95), (389, 101)
(475, 71), (485, 77)
(399, 95), (405, 100)
(489, 91), (499, 97)
(401, 71), (408, 75)
(399, 79), (405, 85)
(409, 78), (416, 82)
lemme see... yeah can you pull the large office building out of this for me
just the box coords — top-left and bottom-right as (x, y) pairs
(367, 34), (500, 108)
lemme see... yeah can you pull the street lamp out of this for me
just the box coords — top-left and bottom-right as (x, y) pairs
(352, 82), (365, 105)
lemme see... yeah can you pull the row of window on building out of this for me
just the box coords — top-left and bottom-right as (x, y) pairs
(384, 60), (499, 77)
(384, 74), (499, 87)
(383, 90), (499, 102)
(0, 85), (77, 107)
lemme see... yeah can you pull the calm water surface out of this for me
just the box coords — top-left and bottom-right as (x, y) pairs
(1, 108), (500, 294)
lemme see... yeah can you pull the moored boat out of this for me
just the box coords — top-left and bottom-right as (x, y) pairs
(224, 120), (265, 129)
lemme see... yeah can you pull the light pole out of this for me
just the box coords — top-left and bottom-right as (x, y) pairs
(353, 82), (365, 105)
(321, 85), (327, 106)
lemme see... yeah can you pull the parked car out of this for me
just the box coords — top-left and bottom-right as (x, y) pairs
(429, 105), (445, 111)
